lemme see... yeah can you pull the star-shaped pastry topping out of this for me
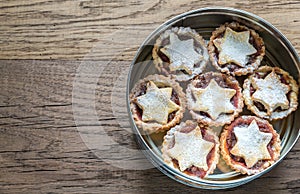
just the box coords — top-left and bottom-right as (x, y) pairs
(230, 120), (273, 168)
(213, 27), (257, 67)
(161, 33), (203, 74)
(136, 81), (180, 125)
(168, 126), (214, 171)
(191, 79), (236, 120)
(252, 70), (290, 115)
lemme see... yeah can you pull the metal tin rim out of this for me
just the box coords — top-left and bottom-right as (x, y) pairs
(126, 7), (300, 189)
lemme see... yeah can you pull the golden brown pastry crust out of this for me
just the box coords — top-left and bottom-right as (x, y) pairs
(186, 72), (244, 126)
(243, 66), (299, 120)
(153, 27), (209, 81)
(130, 74), (186, 133)
(161, 120), (219, 178)
(220, 116), (281, 175)
(208, 22), (265, 76)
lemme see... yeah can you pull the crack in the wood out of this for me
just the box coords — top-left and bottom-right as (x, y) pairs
(0, 115), (40, 120)
(268, 1), (300, 7)
(33, 103), (72, 108)
(0, 105), (20, 108)
(20, 169), (59, 173)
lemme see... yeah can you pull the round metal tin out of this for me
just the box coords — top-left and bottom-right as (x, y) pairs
(126, 7), (300, 189)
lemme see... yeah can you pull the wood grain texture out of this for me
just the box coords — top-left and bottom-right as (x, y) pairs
(0, 0), (299, 60)
(0, 59), (299, 194)
(0, 0), (299, 193)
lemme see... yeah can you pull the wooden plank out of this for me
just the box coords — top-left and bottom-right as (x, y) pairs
(0, 60), (299, 193)
(0, 0), (299, 60)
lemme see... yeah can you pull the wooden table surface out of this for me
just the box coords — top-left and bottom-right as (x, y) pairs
(0, 1), (299, 193)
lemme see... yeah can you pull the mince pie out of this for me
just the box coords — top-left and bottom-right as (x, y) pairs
(208, 22), (265, 76)
(186, 72), (244, 126)
(130, 74), (186, 133)
(243, 66), (299, 120)
(162, 120), (219, 178)
(153, 27), (209, 81)
(220, 116), (281, 175)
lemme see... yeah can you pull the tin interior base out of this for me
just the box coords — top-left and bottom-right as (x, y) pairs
(127, 7), (300, 189)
